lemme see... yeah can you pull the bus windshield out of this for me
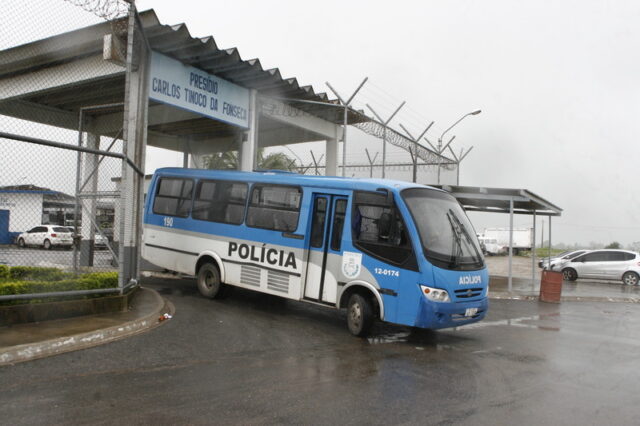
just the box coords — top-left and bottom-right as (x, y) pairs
(402, 188), (484, 271)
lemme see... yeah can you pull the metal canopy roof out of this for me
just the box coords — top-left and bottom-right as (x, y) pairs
(432, 185), (562, 217)
(0, 8), (366, 150)
(0, 9), (341, 110)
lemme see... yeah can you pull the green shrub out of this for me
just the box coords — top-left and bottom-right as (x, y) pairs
(0, 267), (119, 305)
(8, 266), (73, 281)
(0, 264), (8, 279)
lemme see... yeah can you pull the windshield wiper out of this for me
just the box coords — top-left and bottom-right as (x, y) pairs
(447, 208), (483, 263)
(446, 211), (463, 268)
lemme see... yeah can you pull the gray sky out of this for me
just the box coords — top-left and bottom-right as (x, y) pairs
(137, 0), (640, 246)
(3, 0), (638, 246)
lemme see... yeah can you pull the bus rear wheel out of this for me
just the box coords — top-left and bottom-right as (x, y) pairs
(197, 263), (226, 299)
(347, 293), (374, 337)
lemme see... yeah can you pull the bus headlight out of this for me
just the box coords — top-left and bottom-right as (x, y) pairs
(420, 285), (450, 303)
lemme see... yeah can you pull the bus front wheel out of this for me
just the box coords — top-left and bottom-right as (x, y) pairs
(197, 263), (226, 299)
(347, 293), (374, 337)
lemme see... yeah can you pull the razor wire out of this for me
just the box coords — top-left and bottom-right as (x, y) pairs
(351, 110), (456, 167)
(62, 0), (130, 20)
(260, 99), (456, 168)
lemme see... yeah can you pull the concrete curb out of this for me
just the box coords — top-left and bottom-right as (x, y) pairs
(489, 292), (640, 303)
(0, 287), (173, 366)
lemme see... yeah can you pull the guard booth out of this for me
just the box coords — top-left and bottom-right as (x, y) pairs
(0, 6), (362, 287)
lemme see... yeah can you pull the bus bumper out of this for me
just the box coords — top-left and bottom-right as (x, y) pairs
(414, 297), (488, 329)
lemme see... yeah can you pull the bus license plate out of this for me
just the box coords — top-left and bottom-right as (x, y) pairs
(465, 308), (478, 317)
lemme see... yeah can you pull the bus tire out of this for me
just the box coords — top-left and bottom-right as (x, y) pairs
(197, 263), (226, 299)
(347, 293), (374, 337)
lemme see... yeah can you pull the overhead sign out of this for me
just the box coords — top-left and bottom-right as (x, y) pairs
(148, 51), (250, 128)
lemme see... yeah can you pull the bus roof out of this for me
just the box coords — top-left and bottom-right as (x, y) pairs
(154, 167), (443, 194)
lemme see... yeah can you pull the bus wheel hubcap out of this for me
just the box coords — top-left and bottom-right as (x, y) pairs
(350, 304), (361, 327)
(205, 272), (214, 288)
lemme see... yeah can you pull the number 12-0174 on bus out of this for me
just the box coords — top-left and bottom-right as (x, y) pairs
(142, 168), (488, 336)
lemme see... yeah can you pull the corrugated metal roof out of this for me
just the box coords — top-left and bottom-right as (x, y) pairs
(433, 185), (562, 216)
(0, 8), (346, 123)
(138, 9), (338, 111)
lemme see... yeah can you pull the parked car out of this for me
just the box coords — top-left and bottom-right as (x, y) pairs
(61, 227), (109, 249)
(539, 249), (589, 269)
(560, 249), (640, 285)
(478, 237), (505, 255)
(16, 225), (74, 249)
(94, 233), (109, 249)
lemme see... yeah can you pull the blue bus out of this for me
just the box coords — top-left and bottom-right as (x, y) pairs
(142, 168), (488, 336)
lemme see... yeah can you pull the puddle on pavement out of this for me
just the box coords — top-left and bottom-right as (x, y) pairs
(368, 331), (411, 345)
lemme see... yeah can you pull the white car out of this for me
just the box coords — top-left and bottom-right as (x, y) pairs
(61, 227), (109, 249)
(479, 238), (505, 255)
(16, 225), (74, 249)
(560, 249), (640, 285)
(540, 249), (589, 269)
(94, 233), (109, 249)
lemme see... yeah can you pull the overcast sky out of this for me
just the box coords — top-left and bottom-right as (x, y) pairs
(136, 0), (640, 246)
(4, 0), (638, 246)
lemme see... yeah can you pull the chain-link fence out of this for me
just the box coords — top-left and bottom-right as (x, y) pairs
(0, 0), (148, 298)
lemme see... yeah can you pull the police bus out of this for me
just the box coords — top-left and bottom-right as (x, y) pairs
(142, 168), (488, 336)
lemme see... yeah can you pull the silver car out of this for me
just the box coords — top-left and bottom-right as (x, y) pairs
(561, 249), (640, 285)
(540, 249), (589, 269)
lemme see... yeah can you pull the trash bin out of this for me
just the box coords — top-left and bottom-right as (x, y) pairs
(539, 270), (563, 303)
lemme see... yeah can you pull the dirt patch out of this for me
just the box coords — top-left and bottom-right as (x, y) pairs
(484, 255), (542, 279)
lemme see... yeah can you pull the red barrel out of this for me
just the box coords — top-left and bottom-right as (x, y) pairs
(539, 270), (563, 303)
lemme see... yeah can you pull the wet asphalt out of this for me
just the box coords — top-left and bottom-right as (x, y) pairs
(2, 277), (640, 425)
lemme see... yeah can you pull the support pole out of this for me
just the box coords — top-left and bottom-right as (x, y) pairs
(119, 5), (150, 289)
(79, 130), (99, 267)
(382, 126), (387, 178)
(366, 101), (405, 180)
(532, 209), (537, 287)
(365, 149), (377, 178)
(342, 105), (348, 176)
(326, 77), (368, 177)
(399, 122), (433, 184)
(508, 198), (514, 292)
(548, 216), (552, 265)
(240, 89), (258, 171)
(325, 137), (338, 176)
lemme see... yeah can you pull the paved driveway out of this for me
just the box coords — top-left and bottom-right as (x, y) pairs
(2, 277), (640, 425)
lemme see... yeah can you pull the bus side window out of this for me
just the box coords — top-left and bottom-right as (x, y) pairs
(152, 177), (194, 218)
(352, 191), (412, 266)
(246, 184), (302, 232)
(192, 180), (247, 225)
(310, 197), (327, 248)
(330, 199), (347, 251)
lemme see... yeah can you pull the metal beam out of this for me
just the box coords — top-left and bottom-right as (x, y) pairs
(0, 55), (124, 102)
(259, 96), (339, 140)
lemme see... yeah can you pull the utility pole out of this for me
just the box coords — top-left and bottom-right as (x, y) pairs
(366, 102), (406, 178)
(326, 78), (368, 177)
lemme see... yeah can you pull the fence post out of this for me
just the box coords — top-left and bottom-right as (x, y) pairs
(79, 129), (99, 266)
(118, 4), (149, 289)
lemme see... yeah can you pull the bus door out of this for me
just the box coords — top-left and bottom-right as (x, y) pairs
(304, 194), (348, 304)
